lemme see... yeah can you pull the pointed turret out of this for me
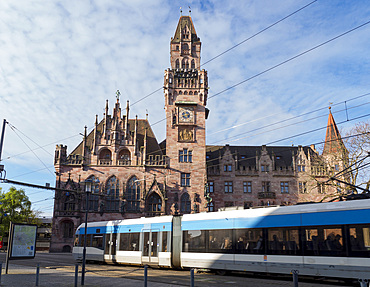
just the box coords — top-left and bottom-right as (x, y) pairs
(170, 16), (201, 70)
(125, 100), (130, 139)
(82, 125), (87, 167)
(104, 99), (109, 143)
(113, 90), (121, 120)
(323, 108), (346, 155)
(134, 115), (138, 156)
(93, 115), (98, 154)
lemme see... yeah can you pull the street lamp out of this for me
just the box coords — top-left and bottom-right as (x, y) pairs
(81, 178), (92, 286)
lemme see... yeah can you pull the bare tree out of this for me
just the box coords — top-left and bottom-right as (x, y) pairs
(342, 120), (370, 192)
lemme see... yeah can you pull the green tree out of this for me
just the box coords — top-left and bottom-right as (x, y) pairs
(0, 187), (40, 237)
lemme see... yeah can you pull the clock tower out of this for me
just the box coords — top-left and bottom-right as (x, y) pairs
(164, 15), (208, 214)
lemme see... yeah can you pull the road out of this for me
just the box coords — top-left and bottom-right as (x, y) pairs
(0, 252), (355, 286)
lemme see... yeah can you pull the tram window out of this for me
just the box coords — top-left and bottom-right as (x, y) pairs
(162, 231), (168, 252)
(79, 235), (85, 247)
(303, 226), (344, 256)
(104, 234), (110, 255)
(267, 228), (299, 255)
(86, 235), (92, 247)
(348, 225), (370, 256)
(119, 233), (140, 251)
(92, 234), (104, 249)
(235, 229), (264, 254)
(74, 235), (80, 247)
(183, 230), (206, 252)
(208, 229), (233, 252)
(120, 234), (129, 250)
(129, 233), (140, 251)
(322, 227), (344, 255)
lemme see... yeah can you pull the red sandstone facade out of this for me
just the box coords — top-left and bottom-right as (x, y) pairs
(50, 16), (347, 252)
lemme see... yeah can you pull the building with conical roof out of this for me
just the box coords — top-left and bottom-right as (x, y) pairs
(50, 15), (348, 253)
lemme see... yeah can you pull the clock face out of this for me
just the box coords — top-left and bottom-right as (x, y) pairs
(179, 107), (194, 123)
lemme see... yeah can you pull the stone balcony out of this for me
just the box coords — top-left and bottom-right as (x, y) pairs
(117, 159), (131, 166)
(258, 192), (276, 199)
(99, 159), (112, 165)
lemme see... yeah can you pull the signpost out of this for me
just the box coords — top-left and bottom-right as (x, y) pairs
(5, 222), (37, 274)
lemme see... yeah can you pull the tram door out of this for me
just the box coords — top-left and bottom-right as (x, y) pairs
(142, 229), (159, 264)
(104, 232), (117, 263)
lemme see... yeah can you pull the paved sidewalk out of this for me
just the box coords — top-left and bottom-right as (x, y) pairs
(0, 264), (182, 287)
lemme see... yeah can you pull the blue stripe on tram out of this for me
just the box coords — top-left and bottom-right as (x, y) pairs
(181, 209), (370, 231)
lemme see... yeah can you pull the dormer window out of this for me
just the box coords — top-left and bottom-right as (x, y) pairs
(224, 164), (232, 172)
(261, 165), (269, 172)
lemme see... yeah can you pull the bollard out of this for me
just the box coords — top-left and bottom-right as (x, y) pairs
(190, 268), (194, 287)
(0, 262), (2, 285)
(35, 263), (40, 286)
(291, 269), (299, 287)
(144, 265), (148, 287)
(359, 279), (369, 287)
(75, 264), (79, 287)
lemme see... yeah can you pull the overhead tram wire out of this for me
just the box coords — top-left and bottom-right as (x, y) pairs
(5, 130), (369, 191)
(208, 92), (370, 137)
(3, 2), (344, 166)
(129, 1), (317, 108)
(130, 19), (370, 143)
(5, 98), (369, 181)
(7, 6), (366, 179)
(200, 0), (317, 67)
(214, 100), (370, 145)
(2, 131), (82, 162)
(266, 112), (370, 146)
(8, 123), (55, 177)
(208, 19), (370, 101)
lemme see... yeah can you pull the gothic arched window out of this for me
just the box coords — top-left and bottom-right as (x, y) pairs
(106, 176), (120, 211)
(126, 176), (141, 212)
(182, 43), (189, 51)
(62, 221), (74, 238)
(191, 60), (195, 69)
(175, 59), (180, 69)
(63, 193), (75, 211)
(182, 59), (186, 69)
(147, 193), (162, 216)
(118, 149), (131, 165)
(180, 193), (191, 214)
(98, 148), (112, 165)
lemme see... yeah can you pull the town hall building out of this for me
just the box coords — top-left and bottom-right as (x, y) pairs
(50, 16), (347, 252)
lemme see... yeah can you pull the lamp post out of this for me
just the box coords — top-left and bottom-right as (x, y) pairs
(81, 178), (92, 286)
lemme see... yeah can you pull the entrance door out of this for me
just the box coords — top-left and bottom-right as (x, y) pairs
(142, 229), (159, 264)
(104, 232), (117, 263)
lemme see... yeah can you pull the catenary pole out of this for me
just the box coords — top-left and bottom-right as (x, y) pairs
(0, 119), (7, 162)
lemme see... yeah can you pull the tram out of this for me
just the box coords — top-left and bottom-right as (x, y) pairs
(73, 199), (370, 279)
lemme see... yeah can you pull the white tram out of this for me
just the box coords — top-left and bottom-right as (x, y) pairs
(73, 199), (370, 280)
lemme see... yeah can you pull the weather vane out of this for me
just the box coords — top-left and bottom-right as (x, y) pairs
(180, 7), (182, 16)
(116, 90), (120, 101)
(329, 102), (333, 110)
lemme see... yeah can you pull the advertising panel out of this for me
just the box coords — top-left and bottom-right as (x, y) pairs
(9, 223), (37, 259)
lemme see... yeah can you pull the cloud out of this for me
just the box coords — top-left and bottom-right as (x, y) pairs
(1, 0), (370, 215)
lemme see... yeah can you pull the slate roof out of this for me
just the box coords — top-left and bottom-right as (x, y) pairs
(171, 16), (200, 44)
(206, 145), (317, 168)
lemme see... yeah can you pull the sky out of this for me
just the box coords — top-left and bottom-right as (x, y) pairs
(0, 0), (370, 217)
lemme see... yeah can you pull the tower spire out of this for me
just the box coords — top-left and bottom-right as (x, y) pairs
(323, 108), (345, 155)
